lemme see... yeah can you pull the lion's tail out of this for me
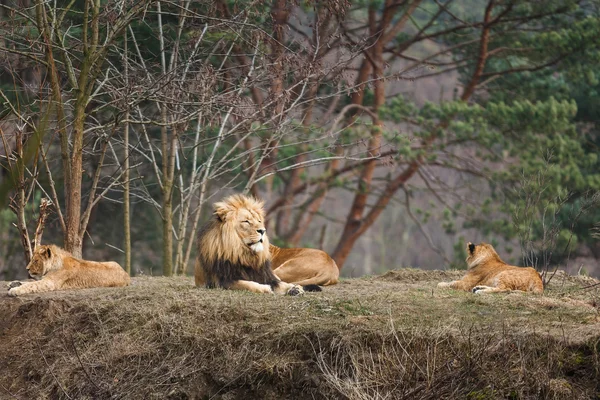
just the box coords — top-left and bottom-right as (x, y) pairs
(302, 284), (322, 292)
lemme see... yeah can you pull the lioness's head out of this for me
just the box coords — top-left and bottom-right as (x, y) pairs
(26, 245), (62, 279)
(466, 242), (502, 268)
(199, 194), (271, 266)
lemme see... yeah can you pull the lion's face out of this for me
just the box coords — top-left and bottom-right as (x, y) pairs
(213, 194), (270, 256)
(232, 206), (267, 254)
(466, 242), (498, 268)
(26, 246), (54, 279)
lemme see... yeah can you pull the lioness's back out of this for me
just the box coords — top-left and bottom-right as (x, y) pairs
(63, 257), (130, 287)
(437, 242), (544, 294)
(8, 245), (130, 296)
(496, 267), (543, 293)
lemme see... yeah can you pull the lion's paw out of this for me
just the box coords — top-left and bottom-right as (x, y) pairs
(472, 286), (488, 294)
(286, 285), (305, 297)
(7, 287), (20, 297)
(7, 281), (22, 289)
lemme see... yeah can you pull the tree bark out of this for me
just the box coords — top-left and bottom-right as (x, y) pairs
(332, 34), (385, 265)
(163, 193), (173, 276)
(260, 0), (290, 196)
(330, 2), (389, 266)
(64, 106), (86, 258)
(161, 112), (176, 277)
(11, 129), (32, 263)
(123, 29), (131, 275)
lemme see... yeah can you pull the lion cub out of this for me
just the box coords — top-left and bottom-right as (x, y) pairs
(437, 242), (543, 294)
(7, 245), (130, 297)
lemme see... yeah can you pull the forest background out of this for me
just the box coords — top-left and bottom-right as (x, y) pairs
(0, 0), (599, 281)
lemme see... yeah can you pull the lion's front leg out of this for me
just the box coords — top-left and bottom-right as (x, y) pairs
(472, 285), (515, 294)
(7, 281), (23, 289)
(8, 279), (57, 297)
(437, 280), (474, 291)
(229, 280), (274, 294)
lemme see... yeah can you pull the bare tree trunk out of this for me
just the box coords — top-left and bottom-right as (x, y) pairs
(156, 0), (179, 277)
(35, 0), (71, 236)
(123, 29), (131, 275)
(161, 113), (175, 276)
(260, 0), (289, 197)
(332, 34), (385, 265)
(330, 2), (387, 266)
(64, 110), (86, 258)
(10, 129), (33, 263)
(160, 120), (178, 276)
(163, 192), (174, 275)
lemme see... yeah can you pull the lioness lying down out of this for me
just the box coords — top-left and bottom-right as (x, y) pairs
(437, 242), (543, 294)
(7, 245), (130, 297)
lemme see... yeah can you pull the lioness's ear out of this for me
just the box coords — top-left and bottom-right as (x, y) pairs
(44, 247), (52, 258)
(214, 201), (232, 221)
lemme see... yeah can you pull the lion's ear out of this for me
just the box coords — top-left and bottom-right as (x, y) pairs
(44, 247), (52, 259)
(214, 201), (232, 221)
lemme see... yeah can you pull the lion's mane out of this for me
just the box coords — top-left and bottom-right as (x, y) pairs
(195, 194), (280, 290)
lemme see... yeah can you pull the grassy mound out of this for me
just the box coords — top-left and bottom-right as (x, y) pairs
(1, 270), (599, 399)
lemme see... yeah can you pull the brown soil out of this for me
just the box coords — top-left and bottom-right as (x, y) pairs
(1, 270), (599, 399)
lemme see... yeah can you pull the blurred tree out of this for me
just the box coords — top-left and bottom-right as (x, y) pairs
(466, 3), (600, 263)
(1, 0), (599, 279)
(262, 0), (600, 269)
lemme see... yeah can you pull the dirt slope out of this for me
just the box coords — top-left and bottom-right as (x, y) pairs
(0, 270), (599, 399)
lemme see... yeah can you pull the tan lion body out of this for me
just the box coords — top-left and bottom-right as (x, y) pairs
(194, 194), (319, 295)
(270, 245), (339, 286)
(437, 242), (543, 294)
(8, 245), (130, 297)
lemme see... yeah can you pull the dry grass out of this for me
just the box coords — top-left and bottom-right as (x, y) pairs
(0, 269), (599, 399)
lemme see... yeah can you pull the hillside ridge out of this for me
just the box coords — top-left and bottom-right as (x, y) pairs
(1, 270), (599, 399)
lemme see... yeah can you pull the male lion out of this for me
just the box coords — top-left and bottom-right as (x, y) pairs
(7, 245), (130, 297)
(270, 245), (339, 286)
(194, 194), (322, 295)
(437, 242), (543, 294)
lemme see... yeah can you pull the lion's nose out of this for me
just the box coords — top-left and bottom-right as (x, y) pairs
(257, 228), (266, 235)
